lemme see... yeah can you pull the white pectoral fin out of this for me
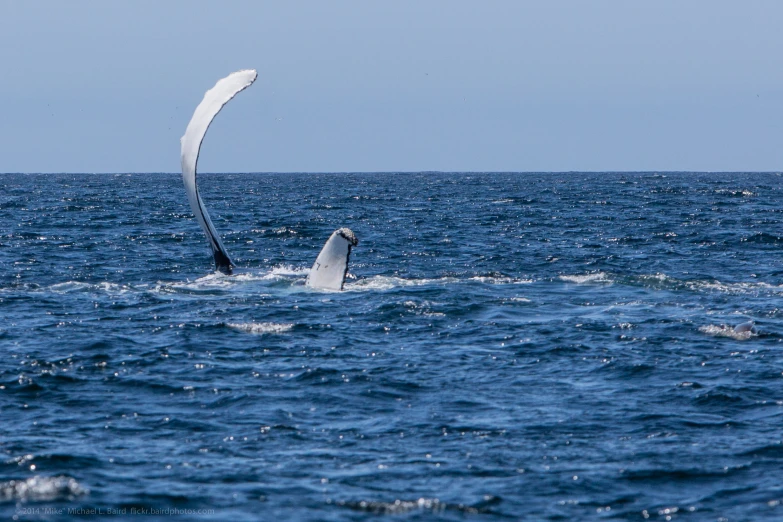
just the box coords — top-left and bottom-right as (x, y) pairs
(734, 321), (758, 334)
(180, 69), (257, 273)
(306, 228), (358, 291)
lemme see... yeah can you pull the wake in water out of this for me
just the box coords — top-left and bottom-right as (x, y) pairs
(162, 268), (532, 294)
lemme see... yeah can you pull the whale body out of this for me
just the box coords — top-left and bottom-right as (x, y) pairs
(180, 70), (357, 290)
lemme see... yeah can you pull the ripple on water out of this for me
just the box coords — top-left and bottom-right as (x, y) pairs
(4, 172), (783, 520)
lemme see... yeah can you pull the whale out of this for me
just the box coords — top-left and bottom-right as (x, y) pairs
(306, 228), (358, 291)
(733, 320), (758, 335)
(180, 69), (357, 289)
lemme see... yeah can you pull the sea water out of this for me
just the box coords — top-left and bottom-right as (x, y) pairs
(2, 172), (783, 520)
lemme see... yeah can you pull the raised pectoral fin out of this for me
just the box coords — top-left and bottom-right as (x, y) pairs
(180, 69), (257, 273)
(306, 228), (358, 291)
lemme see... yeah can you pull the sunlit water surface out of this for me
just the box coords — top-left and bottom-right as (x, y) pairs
(2, 172), (783, 520)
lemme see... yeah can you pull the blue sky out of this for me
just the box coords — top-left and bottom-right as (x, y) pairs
(1, 1), (781, 172)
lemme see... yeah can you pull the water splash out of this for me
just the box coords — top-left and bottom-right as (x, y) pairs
(0, 476), (88, 503)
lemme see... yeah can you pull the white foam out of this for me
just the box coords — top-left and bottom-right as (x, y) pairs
(559, 272), (612, 284)
(698, 324), (757, 341)
(715, 188), (755, 197)
(560, 271), (778, 294)
(468, 276), (532, 284)
(401, 300), (447, 317)
(345, 274), (531, 291)
(337, 497), (479, 515)
(634, 273), (783, 296)
(163, 265), (309, 292)
(639, 273), (673, 283)
(268, 264), (309, 277)
(345, 276), (452, 291)
(688, 280), (781, 295)
(95, 282), (132, 294)
(227, 322), (293, 334)
(48, 281), (91, 293)
(0, 476), (88, 502)
(46, 281), (134, 295)
(273, 227), (297, 235)
(168, 272), (234, 291)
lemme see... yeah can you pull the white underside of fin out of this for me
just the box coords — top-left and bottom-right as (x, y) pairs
(181, 71), (359, 284)
(306, 228), (358, 291)
(734, 320), (758, 334)
(181, 69), (257, 272)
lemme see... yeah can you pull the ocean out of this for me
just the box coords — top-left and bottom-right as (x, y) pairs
(2, 172), (783, 520)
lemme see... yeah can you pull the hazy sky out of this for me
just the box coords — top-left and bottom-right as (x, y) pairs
(1, 1), (781, 172)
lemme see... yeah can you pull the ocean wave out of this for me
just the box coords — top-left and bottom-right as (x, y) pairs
(44, 281), (136, 295)
(575, 272), (783, 296)
(714, 188), (755, 197)
(47, 281), (92, 293)
(687, 280), (781, 295)
(641, 273), (783, 295)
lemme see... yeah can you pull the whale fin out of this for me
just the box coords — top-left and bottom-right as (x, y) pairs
(733, 320), (758, 335)
(181, 69), (257, 274)
(306, 228), (358, 291)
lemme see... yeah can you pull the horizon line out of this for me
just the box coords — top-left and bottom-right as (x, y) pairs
(2, 170), (782, 175)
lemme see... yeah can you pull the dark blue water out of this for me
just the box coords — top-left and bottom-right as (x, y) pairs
(2, 172), (783, 520)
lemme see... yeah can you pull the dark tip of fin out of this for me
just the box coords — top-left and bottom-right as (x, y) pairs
(213, 249), (233, 275)
(337, 227), (358, 247)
